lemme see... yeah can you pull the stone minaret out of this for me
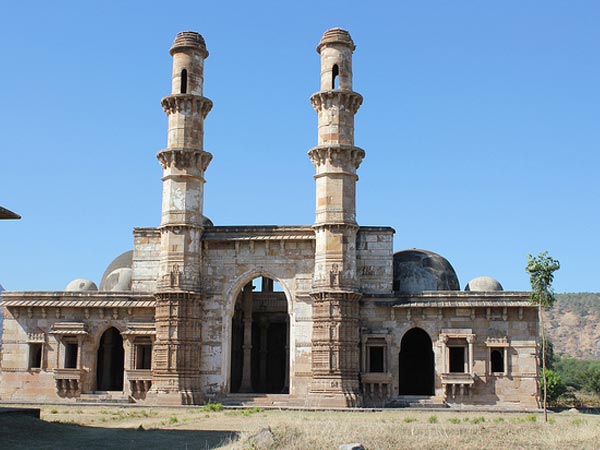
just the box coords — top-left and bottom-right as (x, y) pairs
(150, 31), (213, 404)
(308, 28), (364, 406)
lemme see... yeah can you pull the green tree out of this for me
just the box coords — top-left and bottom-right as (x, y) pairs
(542, 369), (566, 404)
(526, 251), (560, 422)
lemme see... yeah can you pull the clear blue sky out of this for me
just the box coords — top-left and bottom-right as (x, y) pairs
(1, 1), (598, 293)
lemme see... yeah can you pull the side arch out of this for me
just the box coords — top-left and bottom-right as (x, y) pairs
(398, 327), (435, 395)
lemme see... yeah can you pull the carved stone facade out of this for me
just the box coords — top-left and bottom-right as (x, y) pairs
(0, 29), (539, 409)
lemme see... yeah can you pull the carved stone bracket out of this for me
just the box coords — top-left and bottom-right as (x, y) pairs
(157, 149), (213, 171)
(161, 94), (213, 118)
(308, 145), (365, 170)
(310, 90), (363, 114)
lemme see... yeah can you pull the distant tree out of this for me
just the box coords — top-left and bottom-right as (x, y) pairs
(526, 251), (560, 422)
(582, 366), (600, 395)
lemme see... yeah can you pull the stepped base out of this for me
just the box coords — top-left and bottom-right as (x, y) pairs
(77, 392), (132, 404)
(386, 396), (447, 408)
(144, 389), (204, 406)
(221, 394), (299, 408)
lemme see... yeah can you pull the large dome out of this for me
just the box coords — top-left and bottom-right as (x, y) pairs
(393, 249), (460, 293)
(100, 250), (133, 291)
(465, 276), (503, 292)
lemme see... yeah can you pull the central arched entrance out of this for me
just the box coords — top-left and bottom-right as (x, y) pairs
(230, 276), (289, 393)
(96, 327), (124, 391)
(399, 328), (434, 395)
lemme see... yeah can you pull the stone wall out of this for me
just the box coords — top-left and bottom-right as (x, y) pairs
(0, 294), (154, 402)
(360, 294), (539, 408)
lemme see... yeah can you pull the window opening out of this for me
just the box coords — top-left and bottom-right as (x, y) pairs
(181, 69), (188, 94)
(449, 346), (465, 373)
(65, 342), (78, 368)
(491, 348), (504, 373)
(332, 64), (339, 89)
(135, 342), (153, 370)
(368, 346), (384, 373)
(29, 343), (42, 369)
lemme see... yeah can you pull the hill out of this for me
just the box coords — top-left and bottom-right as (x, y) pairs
(545, 293), (600, 359)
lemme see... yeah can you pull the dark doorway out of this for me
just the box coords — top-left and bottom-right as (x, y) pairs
(97, 327), (124, 391)
(399, 328), (434, 395)
(230, 277), (289, 394)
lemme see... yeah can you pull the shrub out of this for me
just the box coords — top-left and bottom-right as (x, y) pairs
(471, 417), (485, 424)
(200, 402), (224, 412)
(525, 414), (537, 423)
(428, 415), (438, 424)
(403, 416), (416, 423)
(169, 415), (178, 424)
(448, 418), (461, 424)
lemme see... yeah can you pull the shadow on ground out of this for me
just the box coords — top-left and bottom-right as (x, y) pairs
(0, 414), (238, 450)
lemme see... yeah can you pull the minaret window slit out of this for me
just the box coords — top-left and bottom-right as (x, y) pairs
(332, 64), (339, 89)
(181, 69), (188, 94)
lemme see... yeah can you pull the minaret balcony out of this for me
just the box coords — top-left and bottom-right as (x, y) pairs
(161, 94), (213, 117)
(310, 90), (362, 114)
(308, 144), (365, 171)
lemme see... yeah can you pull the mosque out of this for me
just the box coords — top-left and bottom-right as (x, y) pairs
(0, 29), (539, 408)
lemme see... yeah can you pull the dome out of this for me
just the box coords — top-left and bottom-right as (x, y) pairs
(317, 28), (356, 53)
(465, 276), (503, 292)
(65, 278), (98, 292)
(103, 268), (133, 292)
(170, 31), (208, 57)
(393, 249), (460, 293)
(100, 250), (133, 291)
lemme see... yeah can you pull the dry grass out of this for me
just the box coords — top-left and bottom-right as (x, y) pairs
(2, 405), (600, 449)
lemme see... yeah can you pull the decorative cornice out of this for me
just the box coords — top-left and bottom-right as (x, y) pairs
(157, 148), (212, 171)
(161, 94), (213, 118)
(308, 145), (365, 170)
(310, 90), (362, 114)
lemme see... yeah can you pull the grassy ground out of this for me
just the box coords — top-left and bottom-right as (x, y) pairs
(1, 405), (600, 449)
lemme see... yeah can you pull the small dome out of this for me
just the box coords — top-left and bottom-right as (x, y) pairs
(465, 276), (503, 292)
(170, 31), (208, 57)
(103, 268), (133, 292)
(65, 278), (98, 292)
(317, 28), (356, 53)
(100, 250), (133, 291)
(393, 249), (460, 293)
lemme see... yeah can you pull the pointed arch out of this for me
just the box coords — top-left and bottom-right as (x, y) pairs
(180, 69), (188, 94)
(399, 327), (435, 395)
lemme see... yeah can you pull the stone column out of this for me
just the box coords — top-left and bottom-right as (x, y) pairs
(239, 283), (254, 393)
(282, 319), (290, 393)
(467, 335), (475, 374)
(258, 319), (269, 392)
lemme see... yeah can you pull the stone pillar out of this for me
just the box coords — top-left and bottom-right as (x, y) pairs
(282, 319), (290, 393)
(149, 31), (212, 405)
(239, 283), (254, 393)
(467, 335), (475, 375)
(308, 28), (364, 407)
(258, 319), (269, 392)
